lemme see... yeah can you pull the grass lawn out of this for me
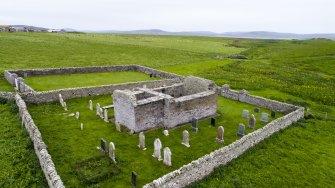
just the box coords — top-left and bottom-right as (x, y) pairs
(28, 95), (282, 187)
(24, 71), (160, 91)
(0, 79), (14, 92)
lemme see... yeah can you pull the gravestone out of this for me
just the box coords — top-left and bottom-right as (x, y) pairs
(152, 138), (162, 161)
(271, 111), (276, 118)
(89, 100), (93, 111)
(163, 147), (172, 166)
(96, 103), (101, 116)
(261, 113), (269, 123)
(210, 118), (216, 126)
(14, 78), (18, 91)
(131, 171), (137, 187)
(237, 123), (245, 137)
(63, 102), (68, 111)
(163, 130), (169, 136)
(191, 118), (198, 132)
(101, 138), (107, 153)
(138, 132), (146, 150)
(248, 114), (256, 129)
(80, 123), (83, 131)
(75, 112), (80, 119)
(99, 108), (104, 119)
(254, 108), (260, 113)
(216, 126), (224, 143)
(115, 121), (121, 132)
(109, 142), (116, 163)
(242, 109), (249, 118)
(59, 94), (64, 107)
(104, 109), (109, 122)
(181, 130), (190, 147)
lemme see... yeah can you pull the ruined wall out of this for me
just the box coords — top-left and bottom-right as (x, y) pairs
(221, 85), (296, 113)
(15, 94), (64, 188)
(134, 97), (165, 132)
(0, 92), (15, 100)
(152, 84), (184, 98)
(4, 70), (16, 86)
(166, 91), (217, 128)
(143, 107), (304, 188)
(4, 71), (35, 93)
(7, 65), (183, 80)
(183, 76), (215, 96)
(21, 79), (180, 104)
(113, 90), (137, 130)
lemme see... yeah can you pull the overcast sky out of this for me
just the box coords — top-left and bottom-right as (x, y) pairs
(1, 0), (334, 33)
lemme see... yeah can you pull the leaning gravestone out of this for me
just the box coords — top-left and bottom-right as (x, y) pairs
(101, 138), (107, 153)
(181, 130), (190, 147)
(254, 107), (260, 113)
(191, 118), (198, 132)
(152, 138), (162, 161)
(63, 102), (68, 111)
(131, 171), (137, 187)
(163, 147), (172, 166)
(271, 111), (276, 118)
(75, 112), (80, 119)
(216, 126), (224, 143)
(104, 109), (109, 122)
(210, 118), (216, 126)
(96, 103), (100, 116)
(248, 114), (256, 129)
(89, 100), (93, 111)
(138, 132), (146, 150)
(237, 123), (245, 137)
(242, 109), (249, 118)
(261, 113), (269, 123)
(99, 108), (104, 119)
(109, 142), (116, 163)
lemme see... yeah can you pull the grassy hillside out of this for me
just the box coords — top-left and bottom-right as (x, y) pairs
(0, 33), (334, 187)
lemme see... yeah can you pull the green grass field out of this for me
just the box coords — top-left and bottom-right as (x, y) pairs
(27, 95), (280, 187)
(0, 32), (334, 187)
(24, 71), (160, 91)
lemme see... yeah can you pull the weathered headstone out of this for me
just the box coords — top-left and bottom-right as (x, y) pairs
(248, 114), (256, 129)
(138, 132), (146, 150)
(191, 118), (198, 132)
(237, 123), (245, 137)
(99, 107), (104, 119)
(115, 121), (121, 132)
(14, 78), (18, 91)
(162, 130), (169, 136)
(101, 138), (107, 153)
(63, 102), (68, 111)
(271, 111), (276, 118)
(109, 142), (116, 163)
(59, 94), (64, 107)
(216, 126), (224, 143)
(210, 118), (216, 126)
(131, 171), (137, 187)
(152, 138), (162, 161)
(242, 109), (249, 118)
(75, 112), (80, 119)
(261, 113), (269, 123)
(96, 103), (100, 116)
(104, 109), (109, 122)
(181, 130), (190, 147)
(80, 123), (83, 130)
(89, 100), (93, 111)
(254, 108), (260, 113)
(163, 147), (172, 166)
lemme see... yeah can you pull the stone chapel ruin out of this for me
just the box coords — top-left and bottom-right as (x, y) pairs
(113, 76), (218, 132)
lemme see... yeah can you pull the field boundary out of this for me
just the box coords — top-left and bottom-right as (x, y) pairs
(143, 85), (304, 188)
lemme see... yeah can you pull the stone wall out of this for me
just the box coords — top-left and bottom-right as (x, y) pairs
(7, 64), (183, 80)
(221, 85), (296, 113)
(143, 85), (305, 188)
(0, 92), (15, 100)
(15, 94), (64, 188)
(21, 79), (180, 104)
(4, 70), (35, 93)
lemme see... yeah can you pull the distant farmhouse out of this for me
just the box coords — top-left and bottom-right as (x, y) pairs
(0, 25), (64, 33)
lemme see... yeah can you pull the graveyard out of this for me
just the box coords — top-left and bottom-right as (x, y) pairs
(0, 33), (334, 188)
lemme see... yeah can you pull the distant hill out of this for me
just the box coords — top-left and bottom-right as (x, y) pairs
(83, 29), (335, 40)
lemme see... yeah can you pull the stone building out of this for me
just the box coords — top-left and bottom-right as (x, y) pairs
(113, 76), (218, 132)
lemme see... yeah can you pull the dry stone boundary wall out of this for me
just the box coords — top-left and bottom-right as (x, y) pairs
(15, 94), (64, 188)
(143, 85), (304, 188)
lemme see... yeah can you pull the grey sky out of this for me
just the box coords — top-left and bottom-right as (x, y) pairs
(1, 0), (334, 33)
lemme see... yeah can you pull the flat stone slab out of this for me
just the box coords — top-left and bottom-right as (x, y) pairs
(103, 105), (114, 109)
